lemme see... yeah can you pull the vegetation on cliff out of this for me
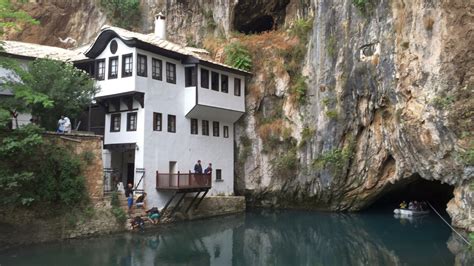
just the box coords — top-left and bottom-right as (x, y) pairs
(99, 0), (141, 30)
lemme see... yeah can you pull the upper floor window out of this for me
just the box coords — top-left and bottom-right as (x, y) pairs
(122, 54), (133, 77)
(223, 126), (229, 138)
(108, 56), (118, 79)
(127, 112), (137, 131)
(234, 78), (241, 96)
(202, 120), (209, 136)
(96, 59), (105, 80)
(137, 54), (147, 77)
(110, 113), (120, 132)
(211, 71), (219, 91)
(168, 114), (176, 133)
(201, 68), (209, 89)
(166, 62), (176, 84)
(221, 75), (228, 93)
(213, 121), (219, 137)
(191, 118), (198, 134)
(152, 58), (162, 80)
(153, 112), (162, 131)
(185, 67), (197, 87)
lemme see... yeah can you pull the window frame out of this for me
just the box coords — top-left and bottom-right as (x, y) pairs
(185, 66), (197, 87)
(221, 74), (228, 93)
(152, 58), (162, 80)
(137, 54), (147, 77)
(190, 118), (198, 135)
(108, 56), (118, 79)
(202, 120), (209, 136)
(212, 121), (220, 137)
(153, 112), (162, 131)
(234, 78), (241, 96)
(211, 71), (219, 91)
(201, 68), (209, 89)
(96, 59), (106, 80)
(110, 113), (121, 132)
(223, 125), (229, 138)
(168, 114), (176, 133)
(126, 112), (137, 132)
(122, 53), (133, 77)
(215, 169), (222, 181)
(166, 62), (176, 84)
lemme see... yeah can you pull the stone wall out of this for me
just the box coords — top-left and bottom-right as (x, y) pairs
(179, 196), (246, 220)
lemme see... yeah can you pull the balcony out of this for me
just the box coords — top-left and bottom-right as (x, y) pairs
(156, 171), (211, 192)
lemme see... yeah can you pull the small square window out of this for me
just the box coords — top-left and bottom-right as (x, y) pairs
(108, 57), (118, 79)
(127, 112), (137, 131)
(110, 113), (121, 132)
(153, 112), (162, 131)
(137, 54), (147, 77)
(216, 169), (222, 181)
(168, 115), (176, 133)
(212, 121), (219, 137)
(202, 120), (209, 136)
(223, 126), (229, 138)
(122, 54), (133, 77)
(201, 68), (209, 89)
(166, 62), (176, 84)
(221, 75), (228, 93)
(191, 118), (198, 135)
(152, 58), (162, 80)
(234, 78), (241, 96)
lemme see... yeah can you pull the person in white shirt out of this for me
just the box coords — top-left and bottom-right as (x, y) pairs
(63, 116), (72, 133)
(57, 116), (65, 133)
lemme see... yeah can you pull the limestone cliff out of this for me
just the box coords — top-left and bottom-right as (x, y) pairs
(6, 0), (473, 231)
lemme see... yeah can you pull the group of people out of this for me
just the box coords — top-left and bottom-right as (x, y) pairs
(399, 200), (428, 211)
(125, 183), (161, 231)
(194, 160), (212, 174)
(57, 115), (72, 133)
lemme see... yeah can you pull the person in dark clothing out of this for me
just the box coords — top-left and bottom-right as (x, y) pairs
(204, 163), (212, 175)
(131, 216), (145, 231)
(194, 160), (203, 174)
(146, 207), (160, 224)
(125, 183), (134, 197)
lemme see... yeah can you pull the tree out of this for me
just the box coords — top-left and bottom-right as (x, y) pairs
(0, 0), (38, 38)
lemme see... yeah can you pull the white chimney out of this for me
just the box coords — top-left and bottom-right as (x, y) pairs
(154, 12), (166, 40)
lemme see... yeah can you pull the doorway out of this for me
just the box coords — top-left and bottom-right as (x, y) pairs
(169, 161), (177, 174)
(127, 163), (135, 185)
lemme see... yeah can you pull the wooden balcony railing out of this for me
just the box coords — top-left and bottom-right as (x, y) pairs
(156, 171), (212, 190)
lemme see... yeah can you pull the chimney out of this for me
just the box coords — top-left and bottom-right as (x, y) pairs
(154, 12), (166, 40)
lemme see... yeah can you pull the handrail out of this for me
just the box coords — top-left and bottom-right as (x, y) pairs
(427, 201), (471, 246)
(156, 171), (212, 189)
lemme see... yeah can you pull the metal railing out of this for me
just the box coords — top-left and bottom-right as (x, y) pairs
(156, 171), (212, 189)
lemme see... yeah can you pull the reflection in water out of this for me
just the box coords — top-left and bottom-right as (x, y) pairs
(0, 209), (462, 266)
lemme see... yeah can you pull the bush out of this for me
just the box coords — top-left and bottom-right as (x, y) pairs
(352, 0), (376, 16)
(224, 41), (253, 71)
(290, 74), (308, 106)
(100, 0), (141, 29)
(271, 148), (298, 175)
(289, 18), (313, 44)
(110, 192), (127, 224)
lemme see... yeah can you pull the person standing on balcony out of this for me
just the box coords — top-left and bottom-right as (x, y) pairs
(204, 163), (212, 175)
(194, 160), (203, 174)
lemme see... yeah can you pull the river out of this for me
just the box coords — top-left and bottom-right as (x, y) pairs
(0, 209), (467, 265)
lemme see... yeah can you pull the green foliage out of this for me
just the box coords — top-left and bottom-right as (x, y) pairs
(224, 41), (253, 72)
(458, 142), (474, 166)
(82, 150), (95, 165)
(271, 148), (298, 175)
(352, 0), (376, 16)
(100, 0), (141, 29)
(299, 126), (315, 148)
(432, 95), (455, 109)
(0, 0), (39, 37)
(110, 192), (127, 224)
(327, 35), (337, 59)
(289, 18), (313, 44)
(325, 110), (339, 119)
(0, 125), (87, 206)
(3, 59), (98, 130)
(290, 74), (308, 106)
(312, 138), (355, 174)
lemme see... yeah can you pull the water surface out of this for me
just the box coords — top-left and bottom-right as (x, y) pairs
(0, 209), (461, 265)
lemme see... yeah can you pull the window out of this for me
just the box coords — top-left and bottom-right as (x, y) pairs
(122, 54), (133, 77)
(223, 126), (229, 138)
(221, 75), (228, 93)
(201, 68), (209, 88)
(127, 112), (137, 131)
(96, 59), (105, 80)
(168, 115), (176, 133)
(191, 118), (198, 134)
(211, 71), (219, 91)
(153, 112), (162, 131)
(185, 67), (197, 87)
(202, 120), (209, 136)
(166, 62), (176, 84)
(110, 113), (121, 132)
(108, 56), (118, 79)
(137, 54), (147, 77)
(152, 58), (162, 80)
(234, 78), (241, 96)
(213, 121), (219, 137)
(216, 169), (222, 181)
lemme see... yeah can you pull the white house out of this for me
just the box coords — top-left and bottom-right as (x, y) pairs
(83, 15), (249, 209)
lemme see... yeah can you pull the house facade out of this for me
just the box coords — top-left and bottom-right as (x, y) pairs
(83, 18), (248, 208)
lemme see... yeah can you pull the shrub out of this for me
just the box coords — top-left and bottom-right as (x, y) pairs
(299, 126), (315, 148)
(224, 41), (253, 71)
(271, 148), (298, 175)
(110, 192), (127, 224)
(290, 74), (308, 106)
(325, 110), (339, 119)
(352, 0), (376, 16)
(289, 18), (313, 44)
(100, 0), (141, 29)
(312, 137), (355, 174)
(432, 95), (454, 109)
(82, 150), (95, 165)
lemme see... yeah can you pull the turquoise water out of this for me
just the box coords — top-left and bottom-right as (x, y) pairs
(0, 209), (462, 265)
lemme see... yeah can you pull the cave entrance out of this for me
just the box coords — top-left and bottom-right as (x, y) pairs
(236, 15), (275, 34)
(366, 175), (454, 217)
(233, 0), (290, 34)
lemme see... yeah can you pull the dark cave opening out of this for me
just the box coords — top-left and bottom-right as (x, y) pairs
(366, 175), (454, 217)
(236, 15), (275, 34)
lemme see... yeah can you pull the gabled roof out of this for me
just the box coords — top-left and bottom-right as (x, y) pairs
(0, 40), (87, 61)
(85, 25), (251, 76)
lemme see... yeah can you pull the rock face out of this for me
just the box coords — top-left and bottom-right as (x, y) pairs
(6, 0), (473, 230)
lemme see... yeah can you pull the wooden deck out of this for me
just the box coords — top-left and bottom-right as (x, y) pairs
(156, 171), (211, 192)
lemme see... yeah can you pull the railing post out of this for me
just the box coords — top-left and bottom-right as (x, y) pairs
(156, 170), (159, 188)
(189, 170), (192, 187)
(169, 171), (171, 187)
(177, 171), (180, 187)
